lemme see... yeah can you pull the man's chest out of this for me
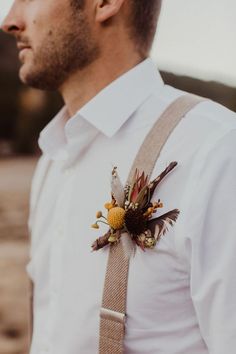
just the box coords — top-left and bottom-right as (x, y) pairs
(31, 129), (193, 317)
(28, 110), (213, 353)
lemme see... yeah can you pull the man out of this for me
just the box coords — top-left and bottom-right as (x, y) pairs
(2, 0), (236, 353)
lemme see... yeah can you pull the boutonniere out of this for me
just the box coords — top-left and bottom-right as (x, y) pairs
(91, 162), (180, 252)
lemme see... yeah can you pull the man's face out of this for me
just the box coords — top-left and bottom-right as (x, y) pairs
(1, 0), (99, 90)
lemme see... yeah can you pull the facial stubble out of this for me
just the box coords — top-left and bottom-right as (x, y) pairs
(20, 11), (99, 91)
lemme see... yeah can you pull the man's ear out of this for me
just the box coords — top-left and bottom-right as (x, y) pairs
(95, 0), (126, 23)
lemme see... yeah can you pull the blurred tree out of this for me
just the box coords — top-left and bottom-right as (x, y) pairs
(0, 32), (20, 140)
(0, 32), (62, 155)
(15, 88), (62, 154)
(162, 72), (236, 112)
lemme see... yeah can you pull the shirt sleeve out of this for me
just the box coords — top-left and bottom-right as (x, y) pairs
(184, 128), (236, 353)
(27, 156), (42, 236)
(26, 155), (48, 279)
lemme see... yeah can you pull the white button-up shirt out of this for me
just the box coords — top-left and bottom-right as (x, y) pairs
(27, 58), (236, 354)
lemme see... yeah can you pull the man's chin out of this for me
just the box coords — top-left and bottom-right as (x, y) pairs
(19, 63), (32, 84)
(19, 64), (41, 88)
(19, 66), (60, 91)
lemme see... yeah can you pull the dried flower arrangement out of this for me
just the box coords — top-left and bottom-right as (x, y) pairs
(91, 162), (179, 252)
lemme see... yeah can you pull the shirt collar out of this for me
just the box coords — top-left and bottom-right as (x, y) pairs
(39, 58), (164, 160)
(78, 58), (164, 137)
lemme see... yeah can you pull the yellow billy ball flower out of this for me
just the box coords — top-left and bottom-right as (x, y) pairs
(91, 223), (99, 229)
(107, 207), (125, 230)
(96, 211), (103, 218)
(104, 202), (114, 210)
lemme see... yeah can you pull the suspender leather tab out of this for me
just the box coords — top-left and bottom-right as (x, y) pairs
(100, 308), (126, 324)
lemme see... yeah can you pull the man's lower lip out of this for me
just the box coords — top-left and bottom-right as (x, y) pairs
(19, 48), (31, 58)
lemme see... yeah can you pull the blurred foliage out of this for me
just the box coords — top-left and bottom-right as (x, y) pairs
(162, 72), (236, 112)
(15, 89), (62, 154)
(0, 33), (20, 140)
(0, 31), (235, 156)
(0, 32), (63, 155)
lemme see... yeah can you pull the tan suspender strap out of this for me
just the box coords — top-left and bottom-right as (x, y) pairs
(99, 243), (129, 353)
(127, 94), (204, 183)
(99, 94), (205, 354)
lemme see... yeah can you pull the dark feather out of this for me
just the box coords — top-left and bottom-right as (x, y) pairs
(148, 208), (180, 241)
(147, 162), (178, 201)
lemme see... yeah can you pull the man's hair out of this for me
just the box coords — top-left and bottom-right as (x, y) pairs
(129, 0), (162, 56)
(70, 0), (162, 56)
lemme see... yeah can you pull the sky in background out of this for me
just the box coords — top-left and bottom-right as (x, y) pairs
(1, 0), (236, 87)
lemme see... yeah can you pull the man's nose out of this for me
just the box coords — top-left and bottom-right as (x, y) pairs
(1, 6), (25, 35)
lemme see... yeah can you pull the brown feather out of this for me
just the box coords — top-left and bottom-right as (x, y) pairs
(148, 162), (178, 201)
(148, 208), (180, 240)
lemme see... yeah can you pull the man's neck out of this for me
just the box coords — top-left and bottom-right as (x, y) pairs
(59, 53), (143, 118)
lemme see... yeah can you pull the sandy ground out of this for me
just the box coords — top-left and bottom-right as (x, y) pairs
(0, 157), (38, 354)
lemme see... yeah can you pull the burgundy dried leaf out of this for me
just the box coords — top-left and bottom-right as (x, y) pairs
(130, 183), (140, 203)
(130, 171), (149, 203)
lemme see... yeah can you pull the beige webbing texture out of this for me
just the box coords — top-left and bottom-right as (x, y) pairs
(99, 94), (204, 354)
